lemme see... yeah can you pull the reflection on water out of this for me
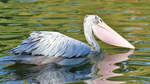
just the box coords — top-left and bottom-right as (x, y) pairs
(1, 50), (134, 84)
(94, 50), (134, 84)
(0, 51), (134, 84)
(2, 56), (98, 84)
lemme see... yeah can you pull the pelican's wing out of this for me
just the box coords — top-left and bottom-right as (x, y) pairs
(11, 31), (91, 58)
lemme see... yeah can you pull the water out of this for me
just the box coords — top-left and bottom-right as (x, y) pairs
(0, 0), (150, 84)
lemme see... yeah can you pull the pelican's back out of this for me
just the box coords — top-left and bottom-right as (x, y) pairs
(11, 31), (91, 58)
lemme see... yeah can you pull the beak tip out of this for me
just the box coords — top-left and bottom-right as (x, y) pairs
(128, 45), (135, 49)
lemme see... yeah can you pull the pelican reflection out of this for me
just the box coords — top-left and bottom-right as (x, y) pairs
(4, 56), (100, 84)
(94, 50), (134, 84)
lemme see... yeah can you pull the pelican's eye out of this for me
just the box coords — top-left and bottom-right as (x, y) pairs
(99, 19), (103, 23)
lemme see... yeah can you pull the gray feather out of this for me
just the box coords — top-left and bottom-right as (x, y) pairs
(12, 31), (91, 58)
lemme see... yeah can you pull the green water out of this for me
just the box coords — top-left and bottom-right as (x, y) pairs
(0, 0), (150, 84)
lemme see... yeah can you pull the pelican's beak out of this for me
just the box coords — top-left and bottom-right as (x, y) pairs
(92, 21), (135, 49)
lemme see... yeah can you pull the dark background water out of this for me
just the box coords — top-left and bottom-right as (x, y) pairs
(0, 0), (150, 84)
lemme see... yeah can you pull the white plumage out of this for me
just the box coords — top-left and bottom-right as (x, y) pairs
(12, 31), (91, 58)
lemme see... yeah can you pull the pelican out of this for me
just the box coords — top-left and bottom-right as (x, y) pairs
(10, 15), (135, 65)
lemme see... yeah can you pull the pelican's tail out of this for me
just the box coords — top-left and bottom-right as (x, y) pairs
(0, 56), (17, 62)
(0, 55), (54, 65)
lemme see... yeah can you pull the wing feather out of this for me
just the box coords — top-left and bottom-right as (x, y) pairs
(55, 39), (69, 57)
(12, 31), (91, 58)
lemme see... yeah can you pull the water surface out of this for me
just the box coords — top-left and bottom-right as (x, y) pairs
(0, 0), (150, 84)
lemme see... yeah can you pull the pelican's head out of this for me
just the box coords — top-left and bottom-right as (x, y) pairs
(84, 15), (135, 49)
(84, 15), (103, 25)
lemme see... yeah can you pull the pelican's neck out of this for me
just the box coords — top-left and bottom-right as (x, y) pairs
(84, 21), (100, 52)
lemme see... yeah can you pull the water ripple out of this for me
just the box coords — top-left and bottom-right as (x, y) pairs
(123, 27), (143, 31)
(136, 48), (150, 51)
(36, 17), (69, 20)
(0, 0), (9, 3)
(0, 16), (13, 19)
(129, 75), (150, 79)
(96, 10), (114, 13)
(18, 0), (37, 3)
(129, 54), (150, 59)
(130, 16), (148, 20)
(124, 33), (137, 37)
(66, 29), (81, 33)
(128, 61), (150, 66)
(132, 40), (150, 45)
(122, 11), (135, 14)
